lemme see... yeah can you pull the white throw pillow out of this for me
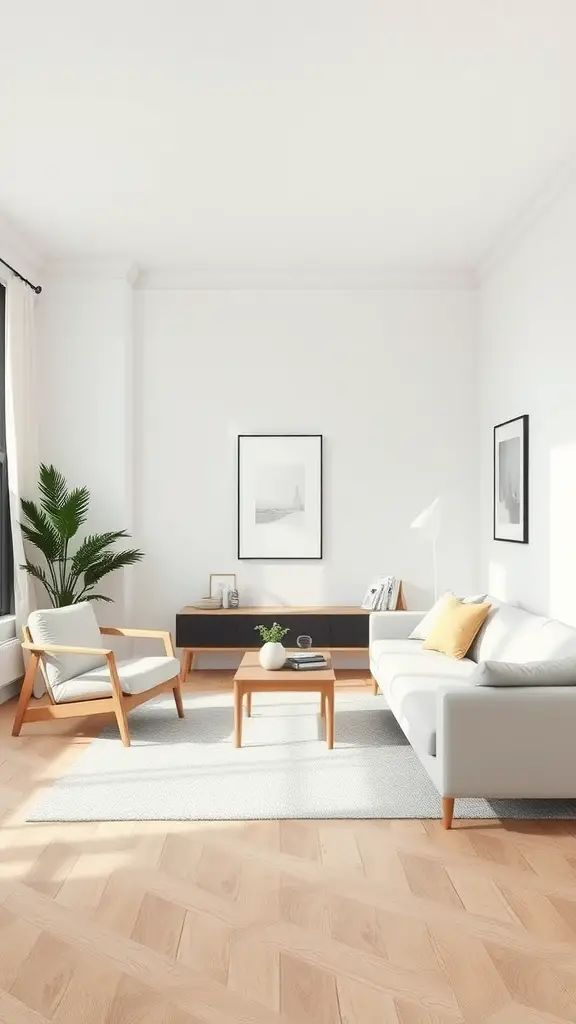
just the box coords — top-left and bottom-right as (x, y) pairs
(473, 656), (576, 687)
(409, 591), (487, 642)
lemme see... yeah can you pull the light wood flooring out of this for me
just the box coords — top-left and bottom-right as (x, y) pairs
(1, 670), (576, 1023)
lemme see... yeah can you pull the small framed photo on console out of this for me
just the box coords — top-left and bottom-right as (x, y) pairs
(238, 434), (323, 559)
(494, 414), (529, 543)
(209, 573), (236, 601)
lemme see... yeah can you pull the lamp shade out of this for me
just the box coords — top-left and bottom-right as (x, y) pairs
(410, 497), (442, 538)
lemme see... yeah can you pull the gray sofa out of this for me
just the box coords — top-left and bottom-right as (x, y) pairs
(370, 598), (576, 827)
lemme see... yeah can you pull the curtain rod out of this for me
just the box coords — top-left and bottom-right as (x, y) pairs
(0, 257), (42, 294)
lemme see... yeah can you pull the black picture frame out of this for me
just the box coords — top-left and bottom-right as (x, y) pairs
(493, 414), (529, 544)
(237, 434), (323, 560)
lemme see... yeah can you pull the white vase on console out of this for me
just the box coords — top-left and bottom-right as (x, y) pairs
(259, 642), (286, 670)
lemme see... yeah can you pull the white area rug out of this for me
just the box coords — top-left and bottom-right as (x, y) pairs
(27, 691), (576, 821)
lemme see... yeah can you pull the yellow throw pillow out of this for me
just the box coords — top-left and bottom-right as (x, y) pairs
(422, 595), (492, 660)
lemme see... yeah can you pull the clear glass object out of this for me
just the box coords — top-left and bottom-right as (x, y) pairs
(296, 634), (313, 649)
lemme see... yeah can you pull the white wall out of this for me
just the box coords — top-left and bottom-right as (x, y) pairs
(36, 264), (136, 617)
(132, 287), (479, 634)
(479, 181), (576, 622)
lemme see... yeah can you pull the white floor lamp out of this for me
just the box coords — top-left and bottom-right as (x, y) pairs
(410, 498), (442, 602)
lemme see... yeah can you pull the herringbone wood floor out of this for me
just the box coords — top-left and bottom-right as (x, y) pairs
(1, 671), (576, 1023)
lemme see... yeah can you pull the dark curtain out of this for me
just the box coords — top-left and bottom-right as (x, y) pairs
(0, 285), (14, 615)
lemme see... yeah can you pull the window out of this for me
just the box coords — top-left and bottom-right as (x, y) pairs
(0, 284), (13, 615)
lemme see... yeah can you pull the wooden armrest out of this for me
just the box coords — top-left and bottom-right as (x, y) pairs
(99, 627), (175, 658)
(100, 627), (170, 639)
(22, 642), (114, 657)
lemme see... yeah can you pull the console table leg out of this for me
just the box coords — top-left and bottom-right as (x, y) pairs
(180, 649), (194, 683)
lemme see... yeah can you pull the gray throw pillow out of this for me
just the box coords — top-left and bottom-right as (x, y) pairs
(473, 657), (576, 687)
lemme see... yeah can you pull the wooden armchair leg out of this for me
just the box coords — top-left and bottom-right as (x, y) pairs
(172, 680), (185, 718)
(442, 797), (455, 829)
(12, 653), (40, 737)
(110, 692), (131, 747)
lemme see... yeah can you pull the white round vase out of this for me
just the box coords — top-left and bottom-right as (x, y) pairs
(259, 642), (286, 670)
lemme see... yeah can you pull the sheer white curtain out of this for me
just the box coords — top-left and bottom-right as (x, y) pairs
(5, 277), (40, 691)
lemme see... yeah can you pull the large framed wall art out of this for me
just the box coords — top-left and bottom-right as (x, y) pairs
(238, 434), (323, 559)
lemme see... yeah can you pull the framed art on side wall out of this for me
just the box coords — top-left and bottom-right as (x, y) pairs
(238, 434), (323, 559)
(494, 414), (529, 543)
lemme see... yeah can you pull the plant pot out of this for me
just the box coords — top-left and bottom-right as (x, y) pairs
(259, 641), (286, 670)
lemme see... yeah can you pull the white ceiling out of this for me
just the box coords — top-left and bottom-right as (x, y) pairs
(1, 1), (576, 275)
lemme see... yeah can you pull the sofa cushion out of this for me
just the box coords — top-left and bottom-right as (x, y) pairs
(370, 639), (431, 679)
(532, 619), (576, 660)
(53, 656), (181, 704)
(28, 603), (105, 691)
(469, 599), (549, 663)
(473, 656), (576, 687)
(371, 640), (476, 689)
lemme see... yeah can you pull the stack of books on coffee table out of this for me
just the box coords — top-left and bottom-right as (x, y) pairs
(285, 652), (328, 671)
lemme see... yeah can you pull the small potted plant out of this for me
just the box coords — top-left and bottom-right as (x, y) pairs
(254, 621), (290, 670)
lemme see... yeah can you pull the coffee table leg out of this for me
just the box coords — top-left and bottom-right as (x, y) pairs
(246, 691), (252, 717)
(234, 682), (243, 748)
(326, 687), (334, 750)
(320, 692), (325, 717)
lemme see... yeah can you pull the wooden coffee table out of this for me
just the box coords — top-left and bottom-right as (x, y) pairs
(233, 651), (336, 749)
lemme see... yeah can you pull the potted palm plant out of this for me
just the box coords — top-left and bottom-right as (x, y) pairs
(20, 464), (144, 606)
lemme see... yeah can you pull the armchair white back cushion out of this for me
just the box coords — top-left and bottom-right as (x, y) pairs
(28, 603), (105, 691)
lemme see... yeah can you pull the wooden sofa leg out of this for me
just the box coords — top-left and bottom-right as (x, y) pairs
(371, 676), (379, 696)
(442, 797), (455, 830)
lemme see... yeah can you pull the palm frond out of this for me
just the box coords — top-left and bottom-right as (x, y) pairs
(83, 548), (144, 588)
(70, 531), (130, 578)
(49, 486), (91, 541)
(20, 560), (57, 601)
(37, 464), (69, 519)
(20, 499), (62, 561)
(79, 593), (114, 604)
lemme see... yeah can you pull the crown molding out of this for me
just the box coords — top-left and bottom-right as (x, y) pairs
(136, 266), (475, 291)
(477, 151), (576, 284)
(44, 257), (140, 285)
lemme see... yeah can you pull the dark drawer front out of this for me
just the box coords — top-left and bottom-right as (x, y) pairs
(176, 612), (369, 649)
(328, 615), (369, 648)
(235, 615), (331, 648)
(176, 614), (241, 648)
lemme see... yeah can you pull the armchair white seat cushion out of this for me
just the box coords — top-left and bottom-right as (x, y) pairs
(52, 655), (181, 703)
(28, 603), (106, 691)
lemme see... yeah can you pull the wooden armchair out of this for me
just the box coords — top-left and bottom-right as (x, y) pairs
(12, 603), (184, 747)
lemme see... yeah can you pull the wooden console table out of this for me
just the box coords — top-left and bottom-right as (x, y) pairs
(176, 597), (405, 681)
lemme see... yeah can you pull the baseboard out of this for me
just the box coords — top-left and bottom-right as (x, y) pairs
(0, 677), (21, 706)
